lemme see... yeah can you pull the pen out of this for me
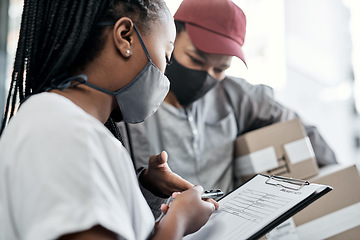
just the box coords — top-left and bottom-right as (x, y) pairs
(201, 189), (224, 199)
(155, 189), (224, 222)
(166, 189), (224, 202)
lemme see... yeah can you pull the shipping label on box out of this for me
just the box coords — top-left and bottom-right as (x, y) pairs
(234, 118), (319, 181)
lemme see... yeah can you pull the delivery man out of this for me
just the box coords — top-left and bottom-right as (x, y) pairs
(119, 0), (337, 218)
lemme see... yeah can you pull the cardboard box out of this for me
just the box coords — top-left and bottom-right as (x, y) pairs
(293, 164), (360, 240)
(234, 118), (319, 181)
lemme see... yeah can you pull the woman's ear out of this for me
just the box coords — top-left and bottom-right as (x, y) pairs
(113, 17), (134, 58)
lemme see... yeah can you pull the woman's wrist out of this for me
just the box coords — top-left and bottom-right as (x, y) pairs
(151, 212), (187, 240)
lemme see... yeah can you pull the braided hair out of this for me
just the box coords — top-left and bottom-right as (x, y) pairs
(0, 0), (169, 139)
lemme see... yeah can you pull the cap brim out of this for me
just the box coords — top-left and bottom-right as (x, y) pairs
(186, 23), (246, 66)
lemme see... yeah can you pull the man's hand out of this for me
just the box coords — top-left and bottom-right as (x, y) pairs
(139, 151), (193, 197)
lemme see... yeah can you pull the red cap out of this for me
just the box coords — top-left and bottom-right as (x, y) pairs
(174, 0), (247, 65)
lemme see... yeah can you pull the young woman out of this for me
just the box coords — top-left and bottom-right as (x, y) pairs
(0, 1), (218, 239)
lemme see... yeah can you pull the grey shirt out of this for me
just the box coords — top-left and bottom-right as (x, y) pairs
(119, 76), (337, 217)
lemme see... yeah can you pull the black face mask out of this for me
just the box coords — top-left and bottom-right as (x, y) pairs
(165, 56), (218, 106)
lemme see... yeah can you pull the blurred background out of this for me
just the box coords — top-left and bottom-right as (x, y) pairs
(1, 0), (359, 166)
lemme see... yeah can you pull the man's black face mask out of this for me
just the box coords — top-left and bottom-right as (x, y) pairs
(165, 56), (219, 106)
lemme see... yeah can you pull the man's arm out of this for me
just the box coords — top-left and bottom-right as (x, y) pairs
(223, 76), (337, 166)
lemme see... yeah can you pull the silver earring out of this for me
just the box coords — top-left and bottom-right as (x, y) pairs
(126, 49), (131, 55)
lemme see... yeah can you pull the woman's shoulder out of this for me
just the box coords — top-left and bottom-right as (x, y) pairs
(21, 92), (94, 120)
(0, 92), (132, 186)
(17, 92), (106, 134)
(1, 92), (119, 160)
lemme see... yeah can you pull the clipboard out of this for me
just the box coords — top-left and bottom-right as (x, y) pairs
(250, 174), (332, 240)
(184, 174), (332, 240)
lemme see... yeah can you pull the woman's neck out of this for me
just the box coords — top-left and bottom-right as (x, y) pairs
(50, 85), (115, 124)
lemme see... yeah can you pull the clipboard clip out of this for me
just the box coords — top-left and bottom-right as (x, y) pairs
(265, 175), (310, 190)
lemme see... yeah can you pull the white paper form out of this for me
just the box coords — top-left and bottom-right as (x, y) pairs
(184, 175), (327, 240)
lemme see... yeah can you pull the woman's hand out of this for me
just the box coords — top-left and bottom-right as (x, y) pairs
(152, 186), (219, 239)
(139, 151), (193, 197)
(160, 191), (220, 217)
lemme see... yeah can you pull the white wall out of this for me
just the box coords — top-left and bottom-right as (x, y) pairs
(281, 0), (355, 165)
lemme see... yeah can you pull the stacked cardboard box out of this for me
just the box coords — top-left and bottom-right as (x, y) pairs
(234, 119), (360, 239)
(234, 118), (319, 181)
(293, 164), (360, 240)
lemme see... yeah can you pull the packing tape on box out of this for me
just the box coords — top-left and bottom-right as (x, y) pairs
(284, 137), (315, 164)
(296, 202), (360, 239)
(235, 146), (278, 176)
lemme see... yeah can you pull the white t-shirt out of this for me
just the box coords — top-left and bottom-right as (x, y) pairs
(0, 92), (154, 240)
